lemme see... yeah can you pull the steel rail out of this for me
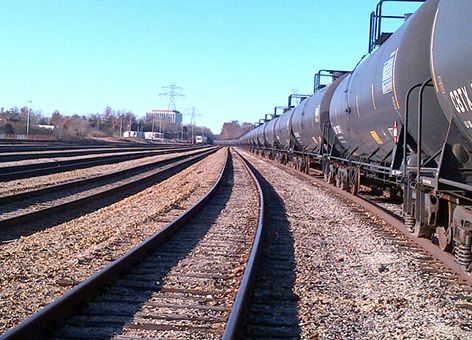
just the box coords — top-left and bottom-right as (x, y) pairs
(0, 142), (183, 152)
(0, 148), (229, 340)
(0, 145), (187, 162)
(246, 149), (472, 286)
(0, 148), (218, 230)
(0, 147), (215, 206)
(222, 149), (266, 339)
(0, 146), (206, 182)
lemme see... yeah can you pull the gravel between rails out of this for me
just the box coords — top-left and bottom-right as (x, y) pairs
(0, 149), (227, 334)
(240, 149), (472, 339)
(0, 149), (203, 197)
(0, 149), (165, 168)
(53, 150), (259, 339)
(0, 146), (164, 157)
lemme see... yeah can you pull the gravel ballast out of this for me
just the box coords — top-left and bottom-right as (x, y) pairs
(54, 150), (260, 339)
(241, 149), (472, 339)
(0, 149), (226, 334)
(0, 148), (203, 197)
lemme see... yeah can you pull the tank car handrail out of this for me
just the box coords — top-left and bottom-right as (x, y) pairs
(273, 105), (287, 117)
(288, 94), (310, 108)
(313, 69), (350, 93)
(439, 178), (472, 193)
(416, 79), (434, 187)
(368, 0), (427, 53)
(403, 82), (424, 179)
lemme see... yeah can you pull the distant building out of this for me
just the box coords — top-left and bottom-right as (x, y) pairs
(195, 135), (208, 144)
(38, 124), (55, 130)
(144, 131), (163, 140)
(123, 130), (144, 138)
(146, 109), (182, 125)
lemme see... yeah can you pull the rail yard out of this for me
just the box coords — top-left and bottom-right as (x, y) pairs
(2, 0), (472, 339)
(1, 142), (471, 339)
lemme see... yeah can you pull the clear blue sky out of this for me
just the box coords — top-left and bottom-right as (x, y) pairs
(0, 0), (423, 134)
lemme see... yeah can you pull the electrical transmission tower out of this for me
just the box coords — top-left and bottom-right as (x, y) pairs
(186, 106), (202, 143)
(159, 84), (185, 111)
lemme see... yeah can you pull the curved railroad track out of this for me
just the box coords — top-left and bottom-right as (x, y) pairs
(0, 147), (218, 239)
(1, 148), (265, 339)
(0, 146), (205, 182)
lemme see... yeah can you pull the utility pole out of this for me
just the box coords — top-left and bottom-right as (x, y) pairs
(25, 100), (32, 135)
(190, 107), (196, 144)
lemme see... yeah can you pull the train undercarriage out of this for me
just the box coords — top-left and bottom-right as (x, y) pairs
(247, 143), (472, 272)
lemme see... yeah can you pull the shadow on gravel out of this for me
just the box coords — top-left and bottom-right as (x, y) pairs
(0, 161), (196, 242)
(243, 164), (301, 338)
(51, 155), (235, 338)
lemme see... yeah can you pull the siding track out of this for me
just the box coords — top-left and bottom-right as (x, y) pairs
(1, 148), (265, 339)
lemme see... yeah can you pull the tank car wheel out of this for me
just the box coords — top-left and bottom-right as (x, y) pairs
(327, 170), (335, 184)
(404, 214), (415, 233)
(349, 181), (358, 196)
(299, 159), (306, 173)
(437, 226), (453, 252)
(349, 173), (359, 195)
(335, 174), (342, 188)
(304, 156), (310, 174)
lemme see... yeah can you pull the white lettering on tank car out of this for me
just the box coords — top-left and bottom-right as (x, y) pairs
(449, 85), (472, 113)
(333, 125), (343, 134)
(422, 178), (432, 186)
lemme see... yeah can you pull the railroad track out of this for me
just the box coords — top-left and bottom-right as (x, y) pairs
(0, 145), (185, 162)
(0, 142), (179, 152)
(237, 161), (301, 337)
(0, 146), (204, 182)
(0, 148), (218, 239)
(1, 148), (265, 339)
(243, 149), (472, 286)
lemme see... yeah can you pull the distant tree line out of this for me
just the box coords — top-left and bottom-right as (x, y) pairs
(218, 120), (253, 140)
(0, 106), (215, 141)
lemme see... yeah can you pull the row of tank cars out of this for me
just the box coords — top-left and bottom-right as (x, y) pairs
(230, 0), (472, 271)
